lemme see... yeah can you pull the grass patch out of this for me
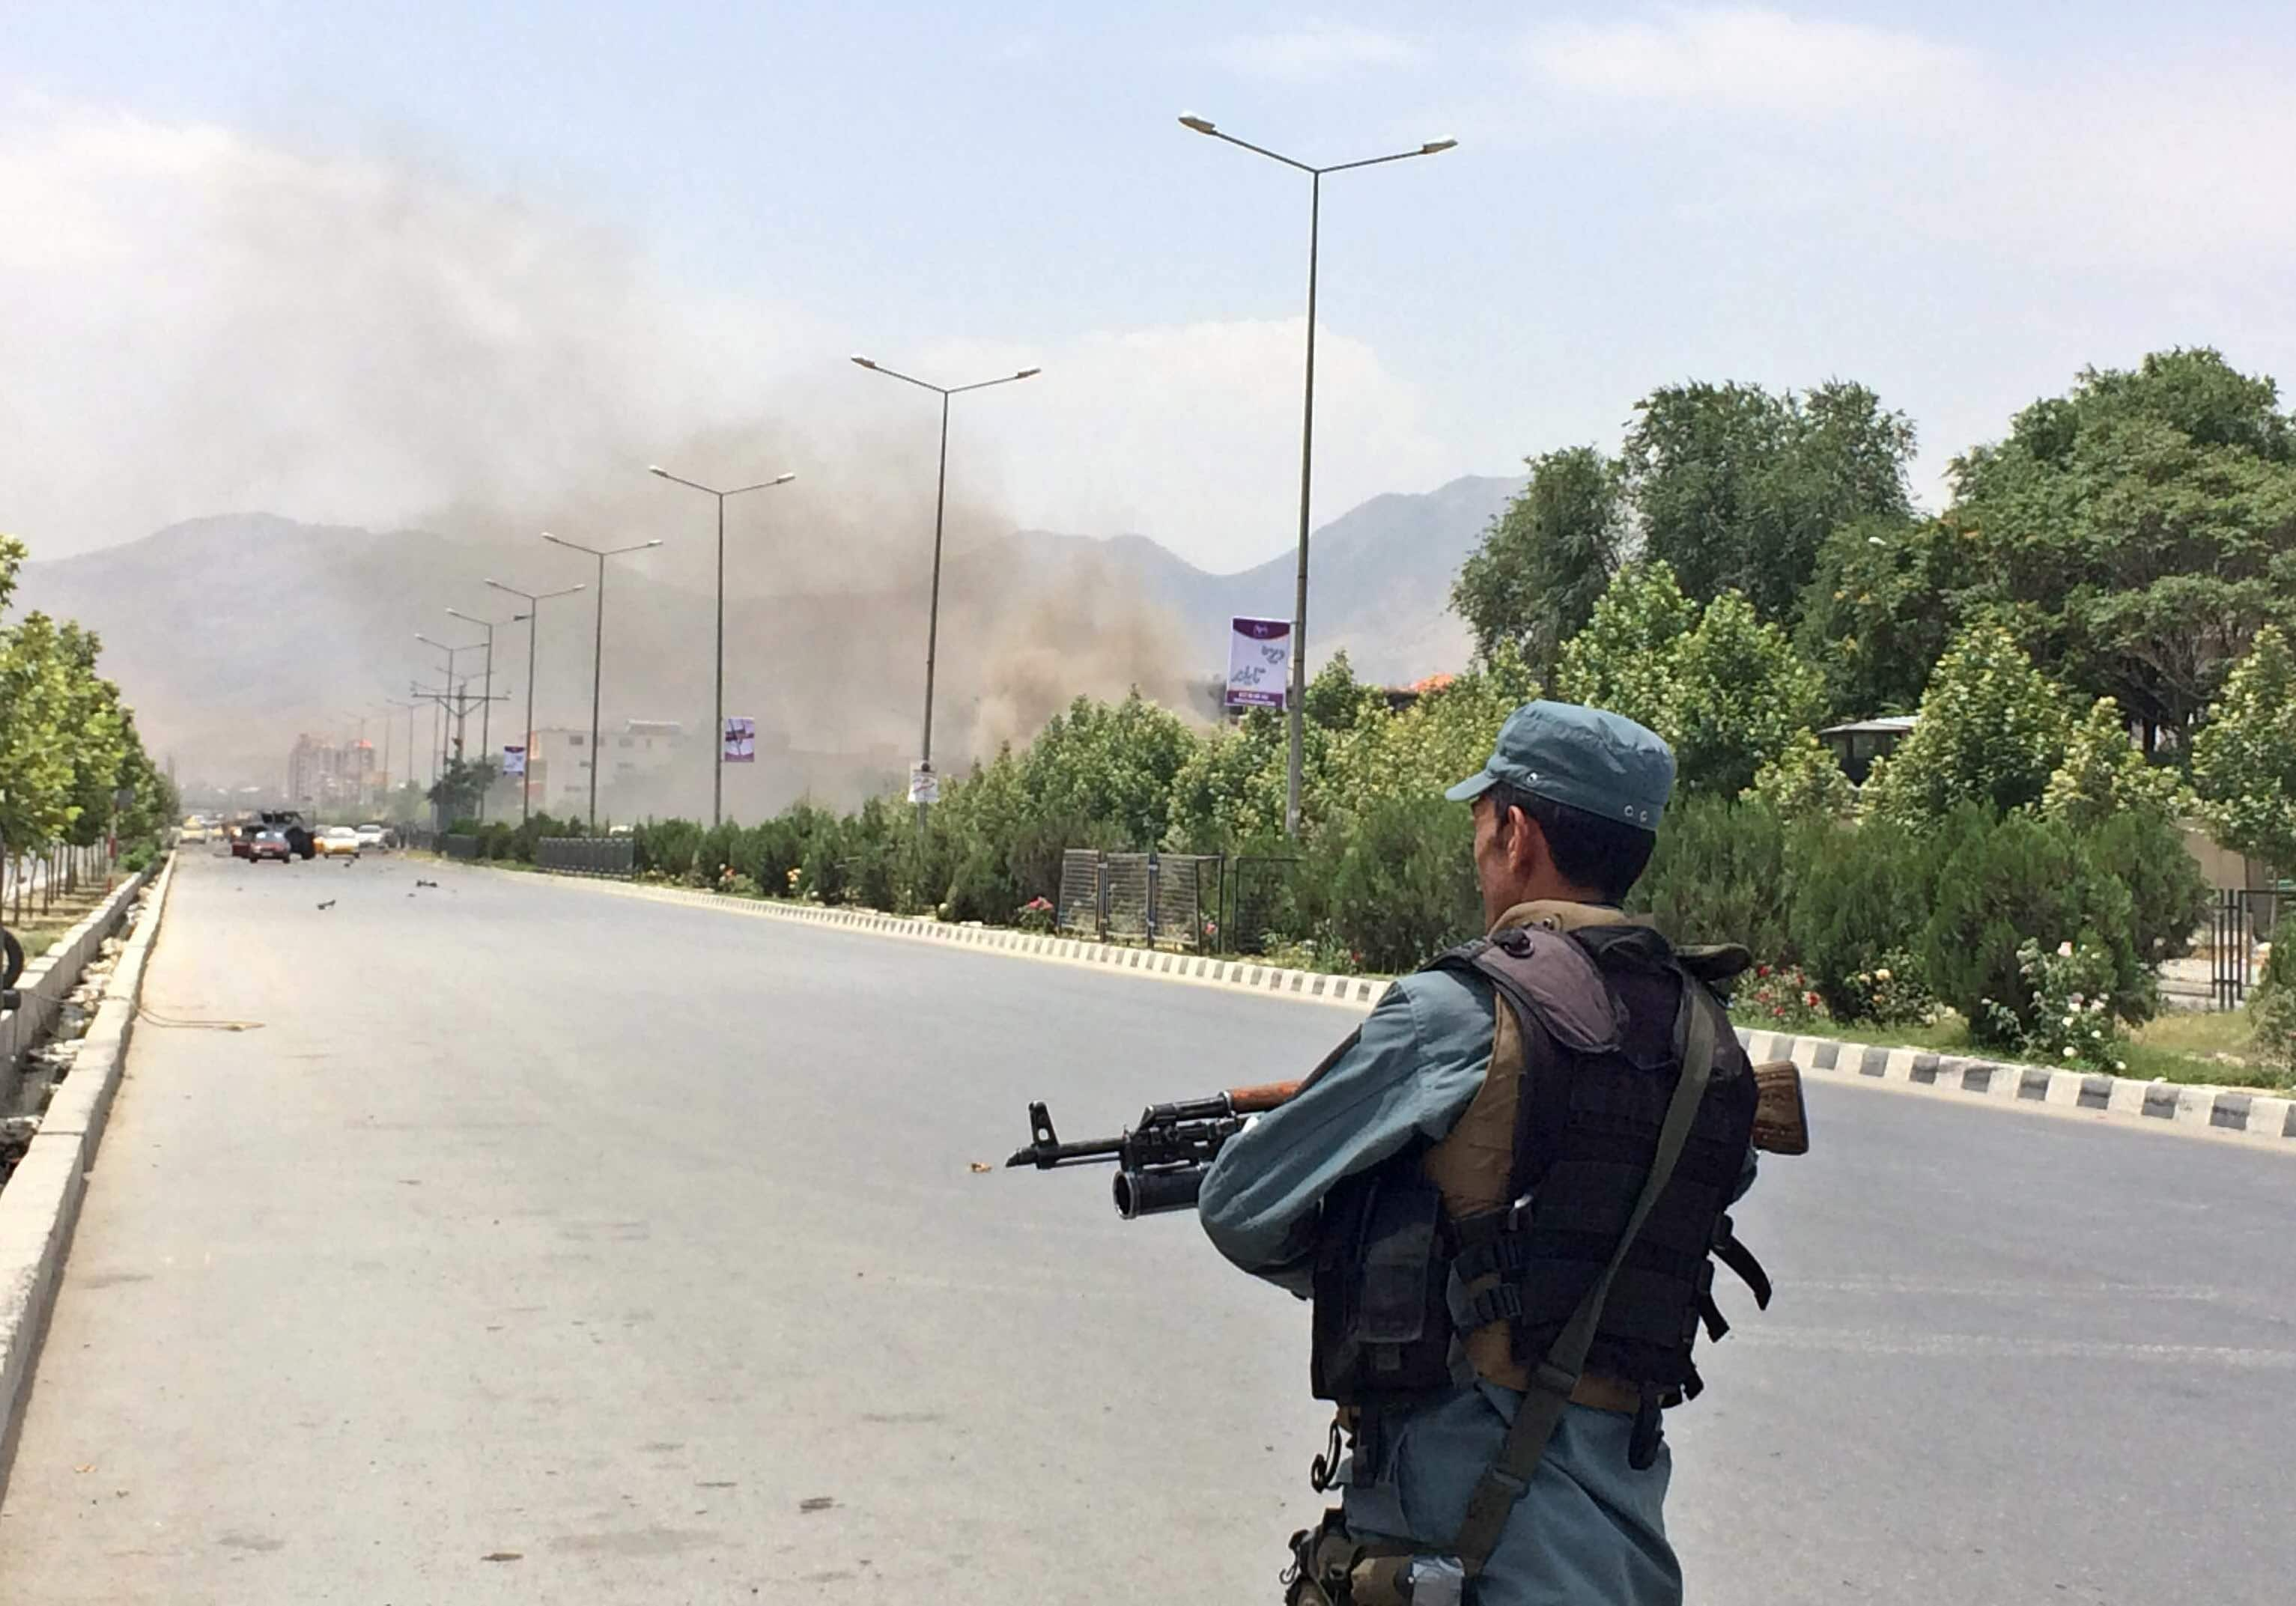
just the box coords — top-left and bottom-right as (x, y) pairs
(6, 886), (115, 959)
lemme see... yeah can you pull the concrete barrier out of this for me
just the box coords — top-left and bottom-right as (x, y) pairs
(0, 852), (176, 1504)
(0, 867), (155, 1109)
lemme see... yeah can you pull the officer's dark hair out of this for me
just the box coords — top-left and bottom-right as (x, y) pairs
(1487, 781), (1657, 904)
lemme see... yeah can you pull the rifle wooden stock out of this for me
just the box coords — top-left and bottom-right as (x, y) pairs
(1225, 1080), (1301, 1114)
(1222, 1065), (1809, 1155)
(1751, 1061), (1809, 1156)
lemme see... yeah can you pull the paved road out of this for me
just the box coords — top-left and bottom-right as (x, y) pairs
(1, 854), (2291, 1603)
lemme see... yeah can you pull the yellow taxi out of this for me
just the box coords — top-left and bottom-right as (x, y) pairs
(314, 826), (363, 859)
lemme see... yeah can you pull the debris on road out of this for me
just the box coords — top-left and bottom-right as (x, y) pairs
(799, 1497), (836, 1513)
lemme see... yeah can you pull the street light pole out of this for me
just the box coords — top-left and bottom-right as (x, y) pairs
(488, 579), (587, 822)
(1177, 114), (1456, 838)
(446, 608), (520, 821)
(849, 354), (1041, 830)
(385, 696), (417, 817)
(648, 464), (796, 826)
(542, 533), (663, 833)
(416, 634), (482, 822)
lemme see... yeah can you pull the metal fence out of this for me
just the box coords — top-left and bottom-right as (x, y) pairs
(1055, 851), (1223, 950)
(442, 834), (480, 860)
(2210, 887), (2286, 1009)
(537, 836), (635, 878)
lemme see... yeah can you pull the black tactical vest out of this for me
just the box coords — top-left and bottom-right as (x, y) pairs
(1311, 920), (1770, 1464)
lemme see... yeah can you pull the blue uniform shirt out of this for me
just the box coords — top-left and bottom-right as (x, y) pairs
(1200, 966), (1739, 1606)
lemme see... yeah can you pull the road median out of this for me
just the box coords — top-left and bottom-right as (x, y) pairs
(0, 852), (176, 1502)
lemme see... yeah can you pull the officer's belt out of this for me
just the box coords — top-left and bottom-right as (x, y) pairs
(1564, 1372), (1639, 1414)
(1339, 1370), (1639, 1431)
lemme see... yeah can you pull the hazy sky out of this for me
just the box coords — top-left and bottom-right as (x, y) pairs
(5, 1), (2294, 572)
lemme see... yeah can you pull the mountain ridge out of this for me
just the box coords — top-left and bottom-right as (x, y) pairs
(14, 472), (1525, 804)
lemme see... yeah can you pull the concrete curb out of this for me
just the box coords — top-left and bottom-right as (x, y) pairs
(502, 866), (2296, 1154)
(0, 852), (176, 1503)
(1734, 1025), (2296, 1153)
(535, 875), (1390, 1010)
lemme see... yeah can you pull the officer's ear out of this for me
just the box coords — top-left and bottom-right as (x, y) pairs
(1495, 797), (1548, 878)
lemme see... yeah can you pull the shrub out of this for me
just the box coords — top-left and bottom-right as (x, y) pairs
(2080, 810), (2210, 967)
(2248, 937), (2296, 1089)
(1791, 817), (1934, 1019)
(1979, 939), (2130, 1073)
(1728, 962), (1826, 1032)
(1920, 812), (2141, 1046)
(634, 818), (703, 880)
(1301, 794), (1480, 973)
(1832, 951), (1936, 1027)
(1627, 794), (1797, 960)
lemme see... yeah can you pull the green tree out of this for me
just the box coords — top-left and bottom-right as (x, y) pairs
(2192, 624), (2296, 872)
(1745, 730), (1855, 820)
(1667, 591), (1827, 799)
(1553, 560), (1695, 733)
(1623, 380), (1916, 623)
(1558, 563), (1823, 797)
(2041, 696), (2190, 831)
(0, 611), (81, 858)
(1451, 447), (1624, 675)
(1794, 514), (1958, 720)
(1863, 623), (2071, 827)
(1946, 348), (2296, 744)
(428, 758), (501, 821)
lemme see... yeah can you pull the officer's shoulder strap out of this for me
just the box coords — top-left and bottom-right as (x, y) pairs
(1422, 929), (1625, 1056)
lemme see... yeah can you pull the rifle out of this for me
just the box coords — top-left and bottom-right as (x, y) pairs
(1007, 1062), (1808, 1220)
(1006, 1081), (1302, 1218)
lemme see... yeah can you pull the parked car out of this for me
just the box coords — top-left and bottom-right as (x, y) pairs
(315, 827), (362, 859)
(354, 823), (392, 851)
(244, 829), (294, 863)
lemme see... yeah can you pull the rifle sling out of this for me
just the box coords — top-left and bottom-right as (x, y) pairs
(1447, 982), (1719, 1578)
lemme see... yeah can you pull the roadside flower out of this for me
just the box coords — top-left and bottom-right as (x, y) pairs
(2063, 1047), (2077, 1059)
(2057, 940), (2074, 958)
(1874, 968), (1892, 982)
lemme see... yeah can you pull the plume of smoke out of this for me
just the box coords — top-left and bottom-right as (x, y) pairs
(0, 103), (1204, 801)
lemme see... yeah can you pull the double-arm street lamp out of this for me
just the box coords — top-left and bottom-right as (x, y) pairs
(486, 578), (587, 821)
(1178, 113), (1456, 838)
(648, 463), (797, 825)
(444, 606), (526, 819)
(414, 633), (483, 772)
(542, 532), (663, 833)
(850, 353), (1040, 827)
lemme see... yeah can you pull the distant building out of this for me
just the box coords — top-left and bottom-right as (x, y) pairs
(286, 734), (377, 813)
(526, 720), (689, 815)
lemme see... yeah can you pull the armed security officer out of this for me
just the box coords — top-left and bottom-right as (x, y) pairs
(1199, 701), (1773, 1606)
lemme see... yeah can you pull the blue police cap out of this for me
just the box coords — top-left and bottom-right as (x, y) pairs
(1444, 700), (1675, 830)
